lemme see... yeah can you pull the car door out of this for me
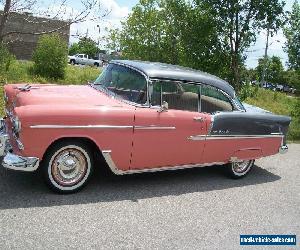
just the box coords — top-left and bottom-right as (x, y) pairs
(131, 80), (210, 170)
(76, 54), (84, 64)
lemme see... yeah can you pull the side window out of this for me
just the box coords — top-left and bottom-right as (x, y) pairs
(98, 64), (147, 104)
(201, 85), (233, 113)
(151, 81), (199, 112)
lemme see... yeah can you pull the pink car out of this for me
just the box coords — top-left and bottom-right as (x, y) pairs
(0, 60), (291, 193)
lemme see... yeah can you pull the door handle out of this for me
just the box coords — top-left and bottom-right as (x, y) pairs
(193, 117), (205, 122)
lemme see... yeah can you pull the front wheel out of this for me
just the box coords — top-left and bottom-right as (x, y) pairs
(226, 160), (254, 179)
(42, 141), (94, 194)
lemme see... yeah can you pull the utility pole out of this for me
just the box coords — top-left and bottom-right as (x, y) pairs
(261, 25), (270, 87)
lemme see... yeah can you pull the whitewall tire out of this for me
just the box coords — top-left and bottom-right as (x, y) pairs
(42, 141), (94, 194)
(226, 160), (254, 179)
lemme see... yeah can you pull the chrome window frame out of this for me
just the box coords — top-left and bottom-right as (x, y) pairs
(149, 79), (202, 112)
(148, 78), (243, 113)
(95, 63), (244, 112)
(107, 61), (151, 108)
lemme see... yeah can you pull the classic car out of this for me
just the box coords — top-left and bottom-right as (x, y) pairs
(0, 60), (291, 193)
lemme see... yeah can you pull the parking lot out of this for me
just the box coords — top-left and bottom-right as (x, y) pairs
(0, 144), (299, 249)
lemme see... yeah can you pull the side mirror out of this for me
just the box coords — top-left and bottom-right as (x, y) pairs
(158, 101), (168, 113)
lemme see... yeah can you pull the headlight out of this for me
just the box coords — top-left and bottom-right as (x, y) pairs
(12, 116), (21, 134)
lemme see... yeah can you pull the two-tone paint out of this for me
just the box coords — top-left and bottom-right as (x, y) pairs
(1, 60), (291, 175)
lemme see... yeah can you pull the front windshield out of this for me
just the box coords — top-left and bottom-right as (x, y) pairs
(94, 64), (147, 104)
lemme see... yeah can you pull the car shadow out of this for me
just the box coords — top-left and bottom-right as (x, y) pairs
(0, 164), (281, 210)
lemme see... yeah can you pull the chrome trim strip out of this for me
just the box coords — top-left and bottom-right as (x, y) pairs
(188, 134), (284, 141)
(135, 126), (176, 130)
(102, 150), (225, 175)
(30, 125), (134, 129)
(30, 124), (176, 130)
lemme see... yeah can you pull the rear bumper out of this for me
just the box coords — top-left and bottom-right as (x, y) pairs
(0, 118), (39, 172)
(279, 145), (288, 154)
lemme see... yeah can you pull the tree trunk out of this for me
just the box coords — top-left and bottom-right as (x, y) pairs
(231, 53), (240, 90)
(0, 0), (11, 43)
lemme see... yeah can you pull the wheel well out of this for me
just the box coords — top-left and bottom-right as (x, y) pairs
(41, 137), (108, 168)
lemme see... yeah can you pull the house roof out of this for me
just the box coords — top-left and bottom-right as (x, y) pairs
(111, 60), (236, 97)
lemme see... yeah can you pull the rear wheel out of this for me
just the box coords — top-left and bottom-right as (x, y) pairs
(226, 160), (254, 179)
(70, 59), (76, 65)
(94, 62), (99, 67)
(42, 141), (93, 194)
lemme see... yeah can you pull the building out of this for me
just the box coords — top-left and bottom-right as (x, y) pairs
(1, 11), (70, 60)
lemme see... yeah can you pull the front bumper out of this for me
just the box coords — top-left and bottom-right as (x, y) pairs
(0, 118), (39, 172)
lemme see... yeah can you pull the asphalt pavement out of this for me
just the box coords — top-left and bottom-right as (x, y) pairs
(0, 144), (299, 250)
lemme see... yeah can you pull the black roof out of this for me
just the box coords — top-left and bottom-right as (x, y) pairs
(112, 60), (235, 98)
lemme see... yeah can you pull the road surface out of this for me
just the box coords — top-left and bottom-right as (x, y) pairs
(0, 144), (299, 249)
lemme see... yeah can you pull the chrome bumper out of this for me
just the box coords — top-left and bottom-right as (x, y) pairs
(0, 118), (39, 172)
(279, 145), (288, 154)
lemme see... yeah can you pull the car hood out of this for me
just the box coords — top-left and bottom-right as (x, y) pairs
(12, 84), (126, 108)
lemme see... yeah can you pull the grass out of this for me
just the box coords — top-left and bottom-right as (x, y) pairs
(0, 60), (299, 141)
(244, 87), (300, 141)
(0, 60), (100, 85)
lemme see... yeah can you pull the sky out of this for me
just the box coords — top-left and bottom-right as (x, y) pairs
(1, 0), (296, 68)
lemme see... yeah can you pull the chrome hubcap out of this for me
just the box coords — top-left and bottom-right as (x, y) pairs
(51, 148), (88, 186)
(232, 160), (251, 173)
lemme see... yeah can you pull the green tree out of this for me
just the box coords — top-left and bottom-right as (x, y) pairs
(32, 34), (68, 79)
(0, 42), (14, 74)
(107, 0), (230, 79)
(284, 1), (300, 70)
(200, 0), (285, 89)
(69, 37), (99, 57)
(256, 56), (284, 83)
(283, 70), (300, 89)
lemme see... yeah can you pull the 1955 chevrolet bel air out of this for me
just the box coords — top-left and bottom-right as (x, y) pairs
(0, 60), (291, 193)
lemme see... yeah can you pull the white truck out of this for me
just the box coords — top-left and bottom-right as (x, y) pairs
(68, 54), (102, 67)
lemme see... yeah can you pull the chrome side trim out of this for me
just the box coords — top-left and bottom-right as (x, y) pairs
(102, 150), (225, 175)
(30, 124), (176, 130)
(207, 115), (214, 135)
(135, 125), (176, 130)
(188, 134), (284, 141)
(102, 150), (122, 175)
(30, 125), (134, 129)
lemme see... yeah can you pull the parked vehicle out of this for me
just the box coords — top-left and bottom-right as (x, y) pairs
(68, 54), (102, 67)
(283, 85), (291, 93)
(262, 82), (276, 91)
(289, 87), (297, 94)
(0, 61), (291, 193)
(276, 84), (284, 91)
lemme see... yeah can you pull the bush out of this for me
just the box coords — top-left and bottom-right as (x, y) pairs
(32, 34), (68, 79)
(0, 43), (15, 76)
(238, 83), (258, 101)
